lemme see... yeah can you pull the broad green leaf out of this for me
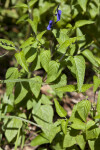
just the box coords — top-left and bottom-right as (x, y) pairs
(5, 118), (22, 142)
(25, 47), (37, 63)
(56, 84), (93, 92)
(81, 84), (93, 92)
(51, 132), (66, 150)
(28, 17), (38, 34)
(52, 29), (70, 45)
(14, 82), (28, 104)
(66, 56), (76, 78)
(77, 100), (91, 122)
(75, 20), (94, 28)
(40, 50), (51, 72)
(29, 0), (38, 8)
(0, 39), (15, 50)
(51, 74), (67, 98)
(40, 94), (52, 105)
(93, 75), (100, 92)
(33, 105), (58, 142)
(76, 135), (86, 150)
(14, 3), (28, 8)
(69, 105), (78, 122)
(37, 30), (46, 41)
(39, 2), (55, 15)
(51, 74), (67, 89)
(33, 104), (53, 126)
(97, 91), (100, 115)
(77, 0), (88, 11)
(46, 61), (61, 83)
(20, 37), (35, 49)
(63, 131), (76, 148)
(86, 120), (99, 140)
(89, 1), (99, 18)
(76, 28), (86, 49)
(57, 39), (72, 53)
(71, 118), (86, 130)
(16, 14), (28, 24)
(30, 53), (41, 71)
(56, 85), (76, 92)
(15, 51), (29, 72)
(74, 55), (85, 91)
(61, 119), (68, 134)
(29, 76), (42, 98)
(54, 99), (67, 117)
(31, 132), (49, 146)
(88, 140), (95, 150)
(82, 49), (99, 67)
(6, 67), (19, 95)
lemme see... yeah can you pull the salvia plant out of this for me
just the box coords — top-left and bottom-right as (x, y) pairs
(0, 0), (100, 149)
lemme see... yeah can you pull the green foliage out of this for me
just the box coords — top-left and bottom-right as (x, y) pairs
(0, 0), (100, 149)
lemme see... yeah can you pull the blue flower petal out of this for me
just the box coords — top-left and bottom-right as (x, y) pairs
(47, 20), (53, 30)
(57, 10), (62, 22)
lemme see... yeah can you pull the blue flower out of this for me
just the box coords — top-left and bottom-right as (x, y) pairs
(56, 10), (62, 22)
(47, 20), (53, 30)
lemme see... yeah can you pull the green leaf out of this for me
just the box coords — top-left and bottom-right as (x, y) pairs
(77, 100), (91, 122)
(88, 140), (95, 150)
(37, 30), (46, 41)
(31, 132), (49, 146)
(57, 39), (72, 53)
(29, 76), (42, 98)
(29, 0), (38, 8)
(6, 67), (19, 95)
(40, 50), (51, 72)
(71, 118), (86, 130)
(15, 51), (29, 72)
(52, 29), (70, 45)
(74, 55), (85, 91)
(14, 3), (28, 8)
(69, 105), (77, 122)
(39, 2), (55, 15)
(76, 28), (86, 49)
(81, 84), (93, 92)
(56, 84), (93, 92)
(76, 135), (86, 150)
(97, 91), (100, 115)
(40, 94), (52, 105)
(77, 0), (88, 11)
(54, 99), (67, 118)
(5, 118), (22, 142)
(56, 85), (76, 92)
(16, 14), (28, 24)
(82, 49), (99, 67)
(28, 17), (38, 34)
(63, 131), (76, 148)
(0, 39), (15, 50)
(75, 20), (94, 28)
(15, 82), (28, 104)
(25, 47), (37, 63)
(93, 75), (100, 92)
(61, 119), (68, 134)
(33, 105), (58, 142)
(86, 120), (99, 140)
(20, 37), (35, 49)
(46, 61), (61, 83)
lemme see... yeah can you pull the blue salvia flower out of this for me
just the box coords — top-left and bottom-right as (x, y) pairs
(47, 5), (62, 30)
(47, 20), (53, 30)
(56, 10), (62, 22)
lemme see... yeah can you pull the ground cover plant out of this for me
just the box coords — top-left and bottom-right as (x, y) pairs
(0, 0), (100, 149)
